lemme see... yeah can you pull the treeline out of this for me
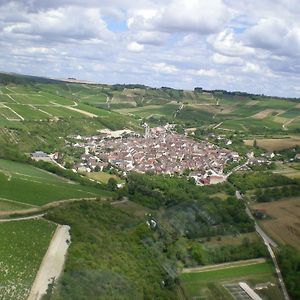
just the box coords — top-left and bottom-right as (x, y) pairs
(228, 172), (297, 193)
(255, 184), (300, 202)
(191, 239), (267, 265)
(277, 246), (300, 300)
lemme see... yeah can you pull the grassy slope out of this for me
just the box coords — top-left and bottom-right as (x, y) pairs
(0, 220), (56, 299)
(0, 159), (110, 206)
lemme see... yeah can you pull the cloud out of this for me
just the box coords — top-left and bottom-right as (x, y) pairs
(193, 68), (219, 77)
(127, 41), (144, 52)
(246, 17), (300, 56)
(156, 0), (230, 34)
(211, 53), (243, 65)
(208, 29), (255, 56)
(1, 0), (300, 97)
(152, 62), (178, 74)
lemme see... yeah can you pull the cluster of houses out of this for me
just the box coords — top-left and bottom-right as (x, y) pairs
(69, 125), (241, 184)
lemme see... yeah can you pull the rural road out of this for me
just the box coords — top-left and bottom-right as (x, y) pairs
(28, 225), (71, 300)
(238, 191), (290, 300)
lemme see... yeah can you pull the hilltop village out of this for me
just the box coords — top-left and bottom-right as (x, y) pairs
(66, 125), (241, 185)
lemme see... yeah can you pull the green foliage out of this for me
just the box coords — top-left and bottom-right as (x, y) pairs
(255, 184), (300, 202)
(228, 171), (296, 193)
(277, 246), (300, 300)
(46, 201), (178, 300)
(125, 173), (253, 238)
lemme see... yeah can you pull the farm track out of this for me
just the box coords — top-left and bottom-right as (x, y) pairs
(0, 197), (100, 217)
(28, 225), (71, 300)
(182, 258), (266, 273)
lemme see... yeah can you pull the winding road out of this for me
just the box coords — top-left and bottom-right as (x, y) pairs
(237, 191), (290, 300)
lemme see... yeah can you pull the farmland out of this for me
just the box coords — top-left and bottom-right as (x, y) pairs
(0, 219), (56, 299)
(252, 198), (300, 250)
(244, 137), (300, 151)
(0, 159), (110, 206)
(180, 261), (282, 300)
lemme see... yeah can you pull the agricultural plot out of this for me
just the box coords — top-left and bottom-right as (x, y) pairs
(244, 137), (300, 151)
(0, 94), (14, 102)
(252, 198), (300, 250)
(0, 107), (22, 120)
(222, 118), (282, 132)
(0, 219), (56, 299)
(256, 98), (296, 110)
(280, 108), (300, 118)
(180, 262), (281, 300)
(0, 159), (109, 206)
(6, 104), (48, 120)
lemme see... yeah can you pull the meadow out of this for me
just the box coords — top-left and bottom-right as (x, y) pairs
(0, 219), (56, 299)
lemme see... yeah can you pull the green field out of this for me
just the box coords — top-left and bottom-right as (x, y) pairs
(0, 159), (110, 206)
(0, 219), (56, 299)
(180, 262), (279, 300)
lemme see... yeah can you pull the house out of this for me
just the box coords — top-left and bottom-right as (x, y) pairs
(30, 151), (52, 162)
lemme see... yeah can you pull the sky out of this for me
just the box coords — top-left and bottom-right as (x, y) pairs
(1, 0), (300, 97)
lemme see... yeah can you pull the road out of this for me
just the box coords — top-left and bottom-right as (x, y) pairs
(28, 225), (71, 300)
(238, 191), (290, 300)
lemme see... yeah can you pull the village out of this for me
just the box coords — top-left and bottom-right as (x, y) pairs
(66, 124), (242, 185)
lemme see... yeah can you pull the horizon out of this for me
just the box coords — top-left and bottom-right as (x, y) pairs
(1, 1), (300, 98)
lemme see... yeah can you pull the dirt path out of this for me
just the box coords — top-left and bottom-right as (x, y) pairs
(64, 105), (98, 117)
(182, 258), (266, 273)
(0, 213), (45, 222)
(28, 225), (71, 300)
(0, 197), (99, 217)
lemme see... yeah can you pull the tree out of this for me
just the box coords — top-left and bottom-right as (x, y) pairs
(107, 177), (118, 191)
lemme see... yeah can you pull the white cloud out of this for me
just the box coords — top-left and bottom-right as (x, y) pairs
(211, 53), (243, 65)
(156, 0), (230, 34)
(193, 69), (219, 77)
(1, 0), (300, 97)
(208, 29), (255, 56)
(246, 17), (300, 56)
(152, 62), (178, 74)
(127, 41), (144, 52)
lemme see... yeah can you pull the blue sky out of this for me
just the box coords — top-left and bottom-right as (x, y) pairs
(1, 0), (300, 97)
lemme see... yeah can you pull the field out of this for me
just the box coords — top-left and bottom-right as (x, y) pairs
(252, 198), (300, 250)
(180, 262), (282, 300)
(244, 137), (300, 151)
(85, 171), (123, 184)
(0, 219), (56, 299)
(0, 159), (110, 207)
(273, 162), (300, 179)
